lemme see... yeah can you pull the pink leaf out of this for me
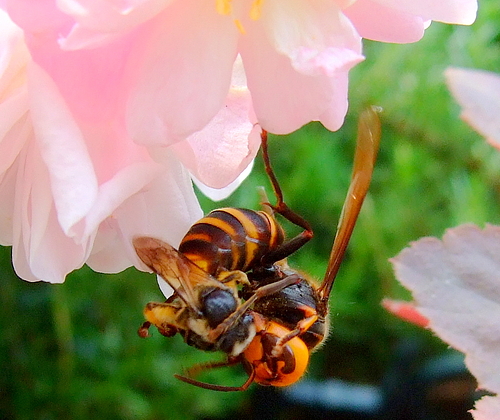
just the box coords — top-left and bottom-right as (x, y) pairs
(391, 224), (500, 398)
(445, 67), (500, 149)
(471, 396), (500, 420)
(382, 298), (430, 328)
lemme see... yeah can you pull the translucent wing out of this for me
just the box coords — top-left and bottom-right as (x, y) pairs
(133, 236), (225, 312)
(317, 107), (381, 301)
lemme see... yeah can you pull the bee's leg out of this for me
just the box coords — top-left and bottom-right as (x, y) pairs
(208, 274), (301, 342)
(271, 305), (319, 358)
(174, 356), (256, 392)
(260, 130), (314, 264)
(138, 321), (152, 338)
(142, 301), (182, 337)
(216, 270), (250, 288)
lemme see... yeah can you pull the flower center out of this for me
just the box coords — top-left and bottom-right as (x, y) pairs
(215, 0), (264, 33)
(216, 0), (232, 15)
(249, 0), (264, 20)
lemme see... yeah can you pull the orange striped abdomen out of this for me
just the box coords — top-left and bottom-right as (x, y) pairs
(178, 208), (284, 276)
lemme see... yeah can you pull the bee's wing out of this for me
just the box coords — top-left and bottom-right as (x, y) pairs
(133, 236), (223, 312)
(317, 107), (381, 301)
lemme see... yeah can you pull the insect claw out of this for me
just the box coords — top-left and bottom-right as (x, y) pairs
(138, 321), (152, 338)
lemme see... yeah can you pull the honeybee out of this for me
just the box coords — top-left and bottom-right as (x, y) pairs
(134, 107), (381, 391)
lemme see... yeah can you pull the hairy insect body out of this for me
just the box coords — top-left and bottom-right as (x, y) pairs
(135, 107), (381, 391)
(178, 208), (284, 276)
(246, 265), (329, 350)
(139, 206), (287, 359)
(136, 236), (256, 358)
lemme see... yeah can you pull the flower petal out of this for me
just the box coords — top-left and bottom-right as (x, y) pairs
(126, 0), (238, 146)
(242, 40), (351, 133)
(345, 0), (425, 43)
(0, 8), (30, 95)
(58, 0), (173, 34)
(11, 144), (90, 283)
(87, 149), (202, 273)
(240, 0), (361, 133)
(81, 161), (164, 240)
(0, 89), (30, 175)
(0, 159), (19, 245)
(192, 161), (254, 202)
(27, 62), (99, 237)
(263, 0), (362, 75)
(375, 0), (477, 25)
(6, 0), (70, 35)
(171, 82), (259, 189)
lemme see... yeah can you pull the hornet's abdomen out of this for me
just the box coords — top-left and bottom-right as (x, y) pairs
(179, 208), (284, 276)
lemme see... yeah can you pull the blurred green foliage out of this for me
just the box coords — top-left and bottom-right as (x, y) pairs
(2, 3), (500, 419)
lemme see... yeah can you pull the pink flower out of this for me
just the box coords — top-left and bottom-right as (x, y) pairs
(0, 1), (477, 283)
(0, 10), (258, 282)
(4, 0), (477, 136)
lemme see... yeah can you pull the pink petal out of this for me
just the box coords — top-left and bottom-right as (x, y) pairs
(87, 150), (202, 273)
(5, 0), (71, 35)
(0, 90), (29, 175)
(157, 274), (174, 299)
(11, 144), (90, 283)
(0, 10), (32, 244)
(263, 0), (362, 75)
(81, 161), (164, 240)
(241, 39), (346, 133)
(26, 49), (176, 245)
(375, 0), (477, 25)
(57, 0), (176, 50)
(0, 93), (30, 246)
(345, 0), (425, 43)
(445, 67), (500, 149)
(291, 46), (364, 77)
(13, 14), (141, 145)
(58, 0), (172, 34)
(0, 7), (211, 283)
(240, 1), (361, 133)
(171, 84), (260, 189)
(192, 162), (254, 202)
(317, 70), (350, 132)
(179, 55), (258, 196)
(126, 0), (238, 145)
(391, 224), (500, 395)
(0, 8), (30, 91)
(9, 1), (241, 147)
(27, 62), (99, 237)
(0, 158), (18, 245)
(58, 25), (125, 50)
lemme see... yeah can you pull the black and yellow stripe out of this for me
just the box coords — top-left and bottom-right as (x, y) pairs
(179, 208), (285, 276)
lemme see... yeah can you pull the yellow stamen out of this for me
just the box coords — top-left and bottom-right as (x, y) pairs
(234, 19), (246, 34)
(250, 0), (264, 20)
(216, 0), (232, 15)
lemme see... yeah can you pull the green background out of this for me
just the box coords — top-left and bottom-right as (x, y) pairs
(1, 3), (500, 419)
